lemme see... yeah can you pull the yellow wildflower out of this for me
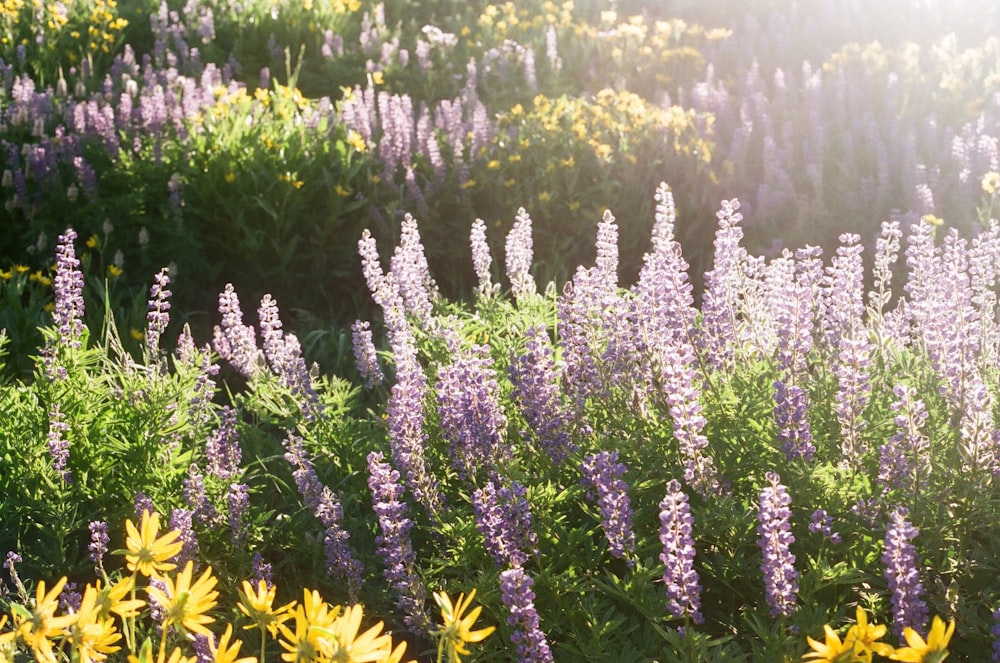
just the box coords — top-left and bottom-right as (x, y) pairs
(460, 179), (477, 190)
(11, 577), (76, 663)
(802, 624), (861, 663)
(237, 579), (294, 638)
(121, 510), (183, 578)
(433, 589), (495, 663)
(93, 576), (145, 622)
(982, 171), (1000, 195)
(127, 639), (196, 663)
(225, 172), (236, 183)
(889, 616), (955, 663)
(145, 561), (219, 638)
(107, 264), (123, 278)
(86, 235), (98, 249)
(844, 607), (893, 662)
(312, 604), (392, 663)
(67, 584), (122, 663)
(209, 624), (256, 663)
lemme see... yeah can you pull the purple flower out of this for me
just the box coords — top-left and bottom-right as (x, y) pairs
(351, 320), (383, 388)
(508, 326), (576, 465)
(227, 482), (250, 547)
(435, 344), (507, 479)
(833, 327), (873, 467)
(59, 581), (82, 613)
(505, 208), (536, 303)
(251, 552), (273, 589)
(146, 267), (172, 358)
(700, 199), (745, 371)
(389, 214), (437, 325)
(580, 451), (636, 563)
(499, 567), (553, 663)
(212, 284), (260, 378)
(258, 295), (322, 420)
(807, 509), (842, 545)
(991, 606), (1000, 662)
(883, 507), (928, 641)
(772, 380), (815, 462)
(169, 508), (199, 566)
(88, 520), (110, 574)
(470, 218), (496, 296)
(47, 404), (72, 484)
(283, 432), (363, 601)
(659, 479), (703, 623)
(182, 463), (217, 525)
(878, 385), (930, 493)
(472, 479), (537, 568)
(205, 406), (241, 480)
(44, 228), (86, 380)
(756, 472), (798, 618)
(366, 451), (430, 632)
(134, 491), (155, 521)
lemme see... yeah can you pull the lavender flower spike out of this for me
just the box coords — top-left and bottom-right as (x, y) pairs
(88, 521), (110, 575)
(499, 567), (554, 663)
(659, 479), (703, 623)
(472, 479), (538, 568)
(367, 451), (431, 632)
(756, 472), (798, 618)
(47, 403), (72, 484)
(506, 207), (537, 303)
(580, 451), (636, 564)
(146, 267), (172, 359)
(351, 320), (384, 388)
(883, 507), (928, 641)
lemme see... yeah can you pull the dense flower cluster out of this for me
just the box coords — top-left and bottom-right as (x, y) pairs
(499, 567), (554, 663)
(472, 479), (538, 568)
(658, 479), (703, 623)
(807, 509), (842, 545)
(756, 472), (798, 618)
(351, 319), (384, 388)
(145, 267), (172, 359)
(435, 344), (507, 479)
(883, 506), (928, 641)
(366, 451), (430, 632)
(579, 451), (636, 563)
(878, 384), (931, 493)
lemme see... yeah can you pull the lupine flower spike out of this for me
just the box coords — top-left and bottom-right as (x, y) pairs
(433, 589), (495, 663)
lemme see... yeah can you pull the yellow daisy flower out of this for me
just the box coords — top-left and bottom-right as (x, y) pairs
(844, 607), (894, 662)
(433, 589), (495, 663)
(237, 579), (294, 638)
(122, 510), (183, 578)
(312, 604), (392, 663)
(210, 623), (257, 663)
(94, 576), (145, 622)
(802, 624), (863, 663)
(278, 605), (320, 663)
(12, 577), (76, 663)
(145, 561), (219, 638)
(889, 616), (955, 663)
(67, 583), (122, 663)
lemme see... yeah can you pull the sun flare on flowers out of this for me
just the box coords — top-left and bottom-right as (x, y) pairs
(889, 616), (955, 663)
(121, 510), (183, 578)
(9, 576), (76, 663)
(432, 589), (495, 663)
(145, 561), (219, 639)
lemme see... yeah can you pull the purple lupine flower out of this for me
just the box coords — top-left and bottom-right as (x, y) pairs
(88, 520), (110, 575)
(807, 509), (842, 545)
(833, 327), (873, 468)
(389, 214), (438, 324)
(700, 199), (745, 371)
(756, 472), (798, 618)
(146, 267), (172, 359)
(283, 432), (363, 601)
(182, 463), (217, 525)
(212, 284), (260, 377)
(134, 491), (156, 521)
(47, 404), (72, 484)
(883, 507), (928, 640)
(44, 229), (86, 380)
(508, 326), (577, 465)
(772, 380), (815, 462)
(499, 567), (553, 663)
(59, 581), (82, 613)
(580, 451), (636, 563)
(505, 208), (536, 303)
(472, 479), (538, 568)
(870, 220), (903, 324)
(251, 552), (273, 590)
(659, 479), (703, 623)
(351, 320), (383, 388)
(435, 344), (507, 479)
(470, 218), (495, 296)
(257, 295), (322, 420)
(766, 251), (813, 377)
(822, 233), (865, 354)
(169, 508), (199, 567)
(366, 451), (431, 632)
(227, 482), (249, 547)
(205, 406), (241, 480)
(878, 385), (931, 494)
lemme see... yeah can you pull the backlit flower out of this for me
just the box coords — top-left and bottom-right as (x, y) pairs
(802, 624), (861, 662)
(433, 589), (495, 663)
(845, 607), (894, 662)
(146, 561), (219, 638)
(122, 510), (183, 578)
(210, 623), (257, 663)
(237, 579), (294, 638)
(312, 604), (392, 662)
(12, 577), (76, 663)
(67, 584), (122, 663)
(889, 616), (954, 662)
